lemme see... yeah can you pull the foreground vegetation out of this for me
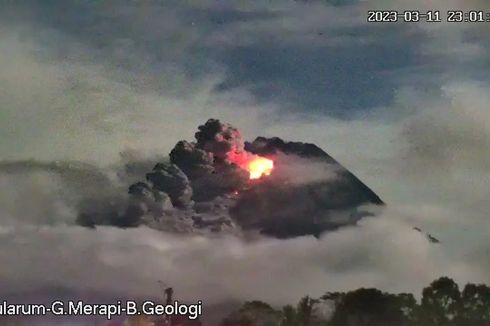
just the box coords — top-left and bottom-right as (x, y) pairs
(221, 277), (490, 326)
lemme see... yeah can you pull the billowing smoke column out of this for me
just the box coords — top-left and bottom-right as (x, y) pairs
(170, 119), (273, 182)
(168, 119), (273, 200)
(194, 119), (245, 162)
(77, 119), (276, 233)
(77, 119), (383, 238)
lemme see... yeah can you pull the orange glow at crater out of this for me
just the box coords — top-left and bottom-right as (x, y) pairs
(247, 157), (274, 179)
(227, 151), (274, 180)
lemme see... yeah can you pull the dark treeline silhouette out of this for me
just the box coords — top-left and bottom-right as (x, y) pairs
(220, 277), (490, 326)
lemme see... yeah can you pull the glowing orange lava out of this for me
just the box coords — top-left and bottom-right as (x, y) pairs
(247, 157), (274, 179)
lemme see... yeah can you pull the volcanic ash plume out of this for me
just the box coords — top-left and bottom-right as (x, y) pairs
(78, 119), (383, 238)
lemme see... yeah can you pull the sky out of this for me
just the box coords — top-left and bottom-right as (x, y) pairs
(0, 0), (490, 323)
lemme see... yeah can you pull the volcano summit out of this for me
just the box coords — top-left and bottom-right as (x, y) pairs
(78, 119), (383, 238)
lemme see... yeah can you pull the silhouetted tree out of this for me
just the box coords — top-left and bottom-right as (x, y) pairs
(280, 305), (298, 326)
(221, 301), (282, 326)
(418, 277), (461, 326)
(295, 296), (318, 326)
(454, 282), (490, 325)
(326, 288), (414, 326)
(220, 277), (490, 326)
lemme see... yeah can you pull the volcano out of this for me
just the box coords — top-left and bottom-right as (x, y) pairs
(78, 119), (384, 238)
(232, 137), (383, 237)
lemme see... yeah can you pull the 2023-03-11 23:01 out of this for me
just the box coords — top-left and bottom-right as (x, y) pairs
(367, 10), (490, 23)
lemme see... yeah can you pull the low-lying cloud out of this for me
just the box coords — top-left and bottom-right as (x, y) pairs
(0, 207), (486, 308)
